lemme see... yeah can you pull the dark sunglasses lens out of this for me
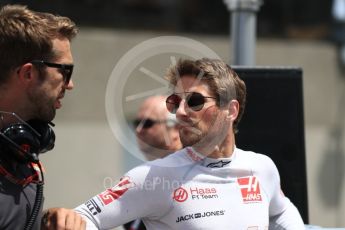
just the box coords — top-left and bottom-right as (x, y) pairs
(143, 119), (155, 128)
(63, 66), (73, 84)
(166, 94), (181, 114)
(134, 119), (155, 129)
(187, 93), (205, 111)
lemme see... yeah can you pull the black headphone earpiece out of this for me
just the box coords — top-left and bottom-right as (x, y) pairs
(0, 120), (55, 163)
(26, 120), (55, 154)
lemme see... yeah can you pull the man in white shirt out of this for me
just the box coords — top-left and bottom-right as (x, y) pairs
(56, 58), (305, 229)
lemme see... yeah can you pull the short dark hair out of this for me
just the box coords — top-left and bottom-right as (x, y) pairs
(0, 4), (78, 84)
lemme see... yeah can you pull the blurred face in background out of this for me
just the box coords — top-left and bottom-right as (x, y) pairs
(135, 96), (181, 160)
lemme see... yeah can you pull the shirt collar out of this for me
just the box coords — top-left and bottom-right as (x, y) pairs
(186, 147), (235, 168)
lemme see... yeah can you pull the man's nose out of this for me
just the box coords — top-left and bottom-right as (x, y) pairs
(65, 79), (74, 90)
(175, 99), (187, 118)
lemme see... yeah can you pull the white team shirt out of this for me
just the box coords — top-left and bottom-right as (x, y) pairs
(75, 147), (305, 229)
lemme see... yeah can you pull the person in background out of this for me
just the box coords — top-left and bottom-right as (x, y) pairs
(134, 95), (182, 160)
(0, 4), (84, 229)
(124, 95), (182, 230)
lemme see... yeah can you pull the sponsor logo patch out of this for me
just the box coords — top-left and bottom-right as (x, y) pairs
(176, 210), (225, 223)
(189, 187), (218, 200)
(237, 176), (262, 203)
(173, 187), (188, 202)
(173, 186), (219, 202)
(85, 198), (101, 215)
(206, 160), (231, 168)
(98, 176), (134, 205)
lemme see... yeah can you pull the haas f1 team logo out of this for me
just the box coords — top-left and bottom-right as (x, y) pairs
(98, 176), (134, 205)
(237, 176), (262, 203)
(173, 187), (188, 202)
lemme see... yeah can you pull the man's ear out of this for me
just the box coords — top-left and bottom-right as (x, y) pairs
(226, 100), (239, 121)
(17, 63), (35, 81)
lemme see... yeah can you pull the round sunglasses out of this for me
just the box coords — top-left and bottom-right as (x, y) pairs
(166, 92), (216, 114)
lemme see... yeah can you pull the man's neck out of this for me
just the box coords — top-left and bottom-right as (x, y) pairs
(143, 148), (173, 161)
(194, 132), (235, 159)
(0, 84), (31, 125)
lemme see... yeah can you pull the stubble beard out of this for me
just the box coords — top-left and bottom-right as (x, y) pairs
(180, 111), (219, 148)
(181, 111), (229, 156)
(180, 126), (204, 148)
(27, 87), (56, 122)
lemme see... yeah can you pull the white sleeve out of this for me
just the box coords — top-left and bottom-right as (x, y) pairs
(257, 155), (305, 230)
(269, 200), (305, 230)
(74, 165), (166, 229)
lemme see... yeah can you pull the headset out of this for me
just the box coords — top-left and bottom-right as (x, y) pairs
(0, 112), (55, 230)
(0, 113), (55, 163)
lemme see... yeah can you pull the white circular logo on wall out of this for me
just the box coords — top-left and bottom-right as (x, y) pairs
(105, 36), (221, 161)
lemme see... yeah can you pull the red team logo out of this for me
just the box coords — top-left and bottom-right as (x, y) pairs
(99, 176), (134, 205)
(173, 187), (188, 202)
(237, 176), (262, 203)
